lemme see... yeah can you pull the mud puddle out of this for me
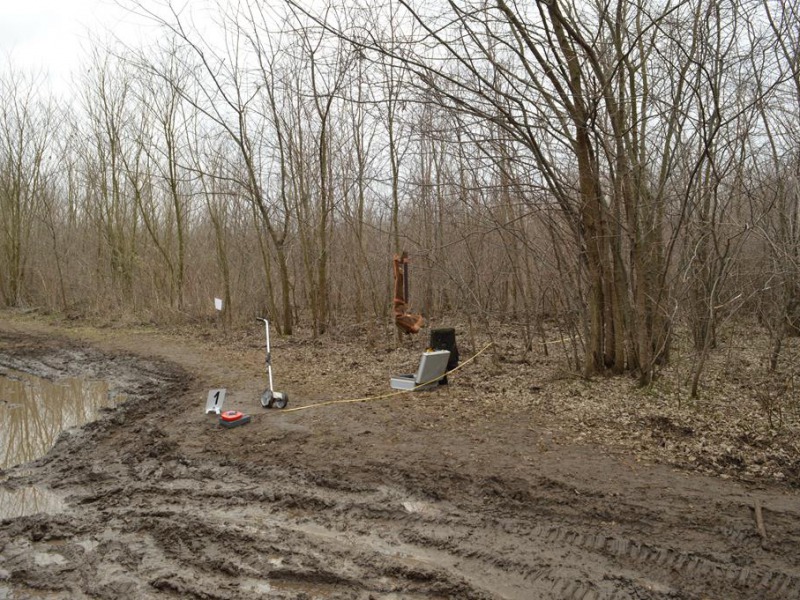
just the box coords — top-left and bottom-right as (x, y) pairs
(0, 369), (126, 470)
(0, 369), (125, 520)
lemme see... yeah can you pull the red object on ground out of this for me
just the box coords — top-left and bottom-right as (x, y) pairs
(220, 410), (243, 422)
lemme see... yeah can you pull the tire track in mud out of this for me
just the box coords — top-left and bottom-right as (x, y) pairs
(285, 467), (800, 599)
(4, 439), (800, 599)
(8, 456), (796, 600)
(396, 521), (800, 598)
(6, 465), (800, 600)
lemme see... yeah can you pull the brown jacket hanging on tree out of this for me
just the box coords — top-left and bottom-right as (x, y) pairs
(393, 252), (423, 334)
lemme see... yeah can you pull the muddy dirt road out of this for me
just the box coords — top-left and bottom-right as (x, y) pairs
(1, 316), (799, 599)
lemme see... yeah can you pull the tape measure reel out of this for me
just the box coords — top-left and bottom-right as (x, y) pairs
(220, 410), (244, 422)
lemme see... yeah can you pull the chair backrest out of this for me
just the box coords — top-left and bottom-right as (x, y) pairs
(414, 350), (451, 387)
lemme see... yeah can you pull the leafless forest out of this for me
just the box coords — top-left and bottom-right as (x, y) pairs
(1, 0), (799, 390)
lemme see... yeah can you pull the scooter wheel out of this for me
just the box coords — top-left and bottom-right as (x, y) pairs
(260, 390), (273, 408)
(272, 393), (289, 409)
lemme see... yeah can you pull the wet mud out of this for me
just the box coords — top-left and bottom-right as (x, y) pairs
(1, 321), (799, 599)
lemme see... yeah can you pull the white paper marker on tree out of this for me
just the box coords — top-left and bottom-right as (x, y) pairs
(214, 298), (223, 311)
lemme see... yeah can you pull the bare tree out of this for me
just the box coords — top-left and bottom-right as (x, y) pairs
(128, 0), (297, 332)
(0, 69), (55, 307)
(291, 0), (787, 384)
(79, 52), (141, 308)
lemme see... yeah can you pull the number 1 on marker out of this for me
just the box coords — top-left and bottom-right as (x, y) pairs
(205, 389), (226, 414)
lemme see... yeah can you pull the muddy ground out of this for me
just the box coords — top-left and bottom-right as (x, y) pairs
(0, 312), (799, 599)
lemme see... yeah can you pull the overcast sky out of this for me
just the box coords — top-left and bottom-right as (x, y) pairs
(0, 0), (154, 93)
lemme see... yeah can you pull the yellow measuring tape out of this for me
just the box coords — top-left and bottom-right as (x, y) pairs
(281, 341), (494, 413)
